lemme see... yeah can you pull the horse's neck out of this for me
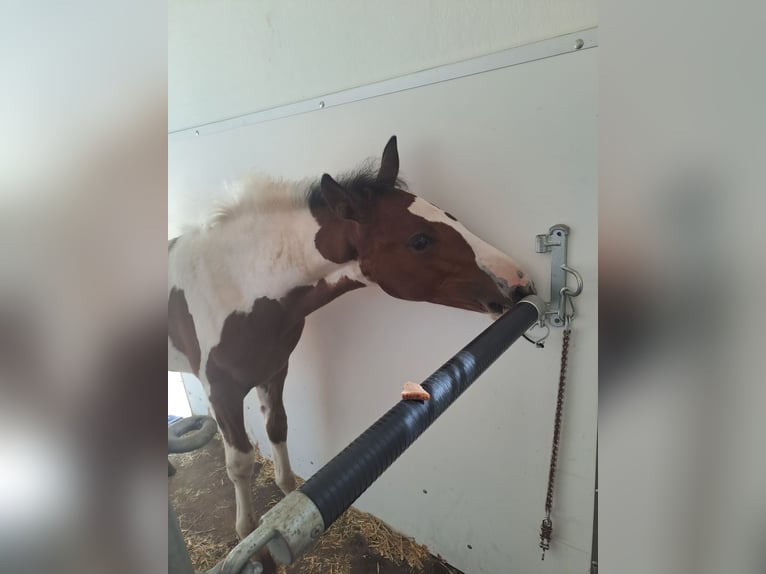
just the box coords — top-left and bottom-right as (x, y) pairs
(196, 201), (367, 318)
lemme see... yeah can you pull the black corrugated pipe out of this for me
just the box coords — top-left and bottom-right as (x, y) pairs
(300, 295), (542, 528)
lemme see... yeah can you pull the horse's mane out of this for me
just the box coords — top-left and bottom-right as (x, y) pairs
(200, 173), (307, 230)
(305, 159), (407, 212)
(199, 159), (406, 232)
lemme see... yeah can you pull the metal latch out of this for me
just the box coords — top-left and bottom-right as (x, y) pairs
(535, 224), (583, 327)
(525, 224), (584, 347)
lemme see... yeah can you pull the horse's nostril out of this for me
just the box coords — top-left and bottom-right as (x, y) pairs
(510, 285), (533, 302)
(487, 302), (505, 315)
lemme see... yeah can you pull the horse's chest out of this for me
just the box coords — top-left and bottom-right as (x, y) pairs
(206, 296), (305, 389)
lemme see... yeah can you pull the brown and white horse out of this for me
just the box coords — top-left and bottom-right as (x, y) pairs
(168, 136), (534, 539)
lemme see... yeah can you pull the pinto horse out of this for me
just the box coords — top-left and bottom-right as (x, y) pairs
(168, 136), (534, 539)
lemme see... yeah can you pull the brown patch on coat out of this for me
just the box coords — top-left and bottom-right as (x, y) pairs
(281, 276), (365, 320)
(168, 287), (201, 374)
(358, 190), (509, 313)
(310, 184), (509, 312)
(309, 203), (359, 263)
(206, 297), (304, 451)
(259, 365), (288, 443)
(305, 134), (518, 314)
(205, 277), (363, 451)
(206, 359), (255, 453)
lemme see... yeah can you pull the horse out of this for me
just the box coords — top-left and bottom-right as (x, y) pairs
(168, 136), (535, 540)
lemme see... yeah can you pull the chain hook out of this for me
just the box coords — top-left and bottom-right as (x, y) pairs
(560, 265), (583, 297)
(557, 287), (575, 326)
(555, 265), (582, 327)
(523, 322), (550, 348)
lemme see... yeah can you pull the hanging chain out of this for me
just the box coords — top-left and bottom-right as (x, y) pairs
(539, 323), (571, 560)
(530, 225), (583, 558)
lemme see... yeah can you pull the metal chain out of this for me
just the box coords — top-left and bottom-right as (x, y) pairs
(539, 325), (571, 560)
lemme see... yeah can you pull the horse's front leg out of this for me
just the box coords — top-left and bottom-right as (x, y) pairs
(204, 383), (255, 540)
(256, 364), (296, 494)
(222, 438), (256, 538)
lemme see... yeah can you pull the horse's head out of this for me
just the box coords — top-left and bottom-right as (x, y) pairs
(315, 136), (535, 317)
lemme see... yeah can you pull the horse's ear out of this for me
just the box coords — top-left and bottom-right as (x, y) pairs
(377, 135), (399, 186)
(320, 174), (363, 221)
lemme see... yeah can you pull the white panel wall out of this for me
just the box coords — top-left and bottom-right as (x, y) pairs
(169, 47), (597, 574)
(169, 0), (597, 131)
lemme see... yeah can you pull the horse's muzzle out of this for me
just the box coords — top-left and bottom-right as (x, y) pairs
(484, 280), (536, 316)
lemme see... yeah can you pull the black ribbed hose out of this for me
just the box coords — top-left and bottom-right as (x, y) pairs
(299, 299), (540, 528)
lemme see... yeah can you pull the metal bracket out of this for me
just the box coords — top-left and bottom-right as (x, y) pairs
(533, 224), (584, 329)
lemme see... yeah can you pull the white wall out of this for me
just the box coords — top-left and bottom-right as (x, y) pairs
(169, 41), (597, 573)
(167, 372), (191, 418)
(169, 0), (597, 131)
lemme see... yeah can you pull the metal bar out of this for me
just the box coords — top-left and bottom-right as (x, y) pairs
(214, 295), (543, 573)
(300, 296), (541, 528)
(168, 28), (597, 138)
(219, 491), (320, 574)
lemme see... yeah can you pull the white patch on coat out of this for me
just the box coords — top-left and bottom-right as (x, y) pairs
(223, 440), (256, 539)
(168, 175), (369, 382)
(407, 197), (530, 294)
(270, 442), (296, 494)
(168, 173), (370, 537)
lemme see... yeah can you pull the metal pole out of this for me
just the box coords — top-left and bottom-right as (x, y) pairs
(300, 295), (542, 526)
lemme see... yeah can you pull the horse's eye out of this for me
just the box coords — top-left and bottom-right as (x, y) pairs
(407, 234), (432, 252)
